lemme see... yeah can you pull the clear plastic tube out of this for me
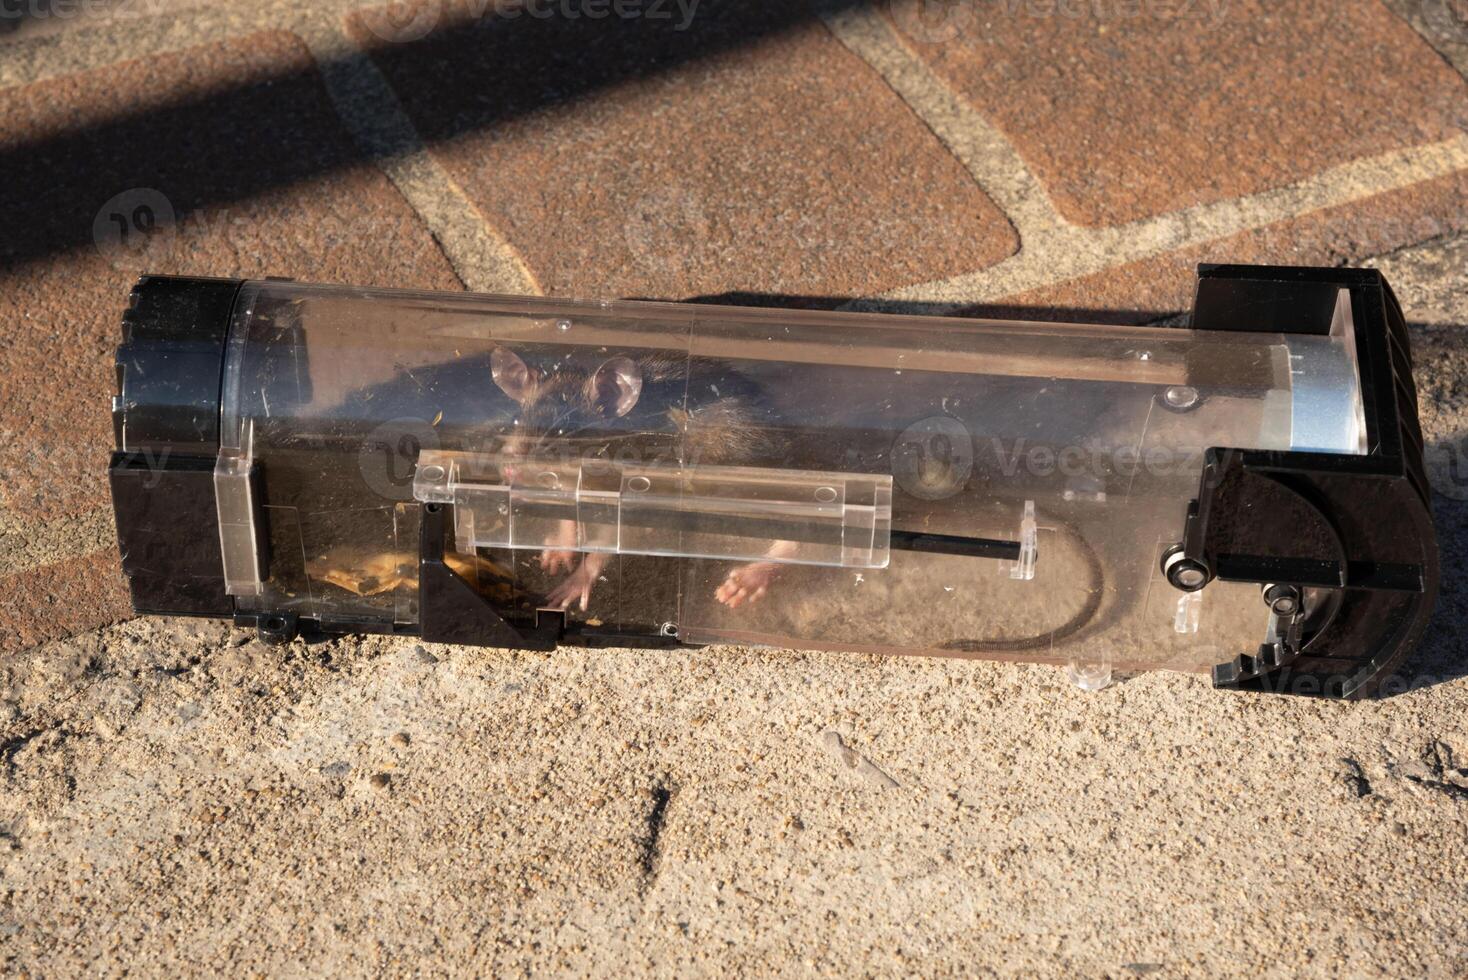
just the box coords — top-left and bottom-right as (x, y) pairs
(215, 280), (1365, 672)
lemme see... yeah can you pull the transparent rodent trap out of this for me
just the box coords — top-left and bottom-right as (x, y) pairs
(110, 267), (1438, 697)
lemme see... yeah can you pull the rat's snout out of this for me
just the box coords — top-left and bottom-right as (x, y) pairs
(497, 433), (531, 484)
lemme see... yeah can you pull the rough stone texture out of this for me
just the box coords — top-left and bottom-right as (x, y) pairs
(1371, 230), (1468, 324)
(985, 170), (1468, 323)
(346, 0), (1017, 300)
(1382, 0), (1468, 81)
(885, 0), (1468, 226)
(0, 30), (462, 653)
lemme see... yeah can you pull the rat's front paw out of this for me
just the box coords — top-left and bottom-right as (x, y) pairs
(715, 561), (782, 609)
(545, 554), (608, 612)
(539, 549), (578, 575)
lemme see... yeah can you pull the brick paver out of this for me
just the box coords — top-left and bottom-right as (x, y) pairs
(987, 170), (1468, 322)
(346, 0), (1017, 300)
(0, 30), (462, 653)
(886, 0), (1468, 227)
(0, 552), (132, 655)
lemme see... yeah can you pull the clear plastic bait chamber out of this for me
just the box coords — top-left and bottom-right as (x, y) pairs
(110, 267), (1438, 698)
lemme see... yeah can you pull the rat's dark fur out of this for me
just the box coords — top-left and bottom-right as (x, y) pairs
(491, 347), (781, 469)
(488, 344), (788, 613)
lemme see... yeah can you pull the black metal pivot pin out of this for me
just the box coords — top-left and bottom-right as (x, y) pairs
(494, 501), (1021, 563)
(889, 530), (1021, 562)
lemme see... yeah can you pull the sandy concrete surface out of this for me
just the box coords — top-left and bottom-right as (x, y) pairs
(2, 238), (1466, 976)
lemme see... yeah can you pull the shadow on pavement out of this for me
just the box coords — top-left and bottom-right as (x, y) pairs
(0, 0), (868, 275)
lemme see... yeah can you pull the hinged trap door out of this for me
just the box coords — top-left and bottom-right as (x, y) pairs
(412, 450), (894, 570)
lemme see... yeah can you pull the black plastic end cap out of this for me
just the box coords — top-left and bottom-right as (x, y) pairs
(109, 450), (233, 617)
(1189, 265), (1439, 699)
(114, 275), (245, 455)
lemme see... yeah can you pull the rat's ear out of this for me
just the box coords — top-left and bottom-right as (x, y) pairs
(490, 346), (535, 402)
(589, 356), (643, 418)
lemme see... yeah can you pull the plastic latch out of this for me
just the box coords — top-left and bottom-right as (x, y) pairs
(1008, 500), (1038, 581)
(412, 450), (893, 570)
(214, 418), (264, 596)
(1174, 591), (1202, 634)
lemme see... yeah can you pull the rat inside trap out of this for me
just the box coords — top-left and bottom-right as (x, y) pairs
(108, 266), (1437, 698)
